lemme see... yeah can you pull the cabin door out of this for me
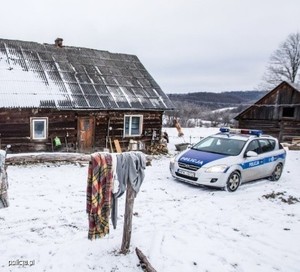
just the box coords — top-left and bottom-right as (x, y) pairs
(78, 117), (94, 152)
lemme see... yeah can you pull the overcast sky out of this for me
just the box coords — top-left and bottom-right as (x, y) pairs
(1, 0), (300, 93)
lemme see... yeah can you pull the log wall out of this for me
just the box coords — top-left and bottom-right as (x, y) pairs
(238, 119), (300, 142)
(0, 108), (163, 153)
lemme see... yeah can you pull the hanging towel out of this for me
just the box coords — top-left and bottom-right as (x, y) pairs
(86, 153), (113, 240)
(111, 153), (128, 229)
(111, 152), (146, 229)
(114, 152), (146, 197)
(128, 152), (146, 193)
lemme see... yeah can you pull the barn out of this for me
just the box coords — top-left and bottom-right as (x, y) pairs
(0, 38), (174, 153)
(235, 81), (300, 142)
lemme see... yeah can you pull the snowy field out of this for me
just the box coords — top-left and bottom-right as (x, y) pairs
(1, 127), (300, 272)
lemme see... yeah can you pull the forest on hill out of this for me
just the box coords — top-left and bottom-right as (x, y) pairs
(165, 90), (268, 127)
(168, 90), (267, 110)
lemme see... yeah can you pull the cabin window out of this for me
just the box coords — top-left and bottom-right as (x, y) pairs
(31, 117), (48, 140)
(282, 107), (295, 118)
(124, 115), (143, 137)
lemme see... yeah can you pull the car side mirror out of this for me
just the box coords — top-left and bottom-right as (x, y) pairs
(246, 151), (258, 157)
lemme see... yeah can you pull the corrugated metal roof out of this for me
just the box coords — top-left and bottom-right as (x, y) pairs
(0, 38), (174, 110)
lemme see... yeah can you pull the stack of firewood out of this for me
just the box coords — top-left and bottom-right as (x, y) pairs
(146, 143), (168, 155)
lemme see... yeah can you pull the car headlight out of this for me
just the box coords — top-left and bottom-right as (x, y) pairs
(205, 165), (228, 173)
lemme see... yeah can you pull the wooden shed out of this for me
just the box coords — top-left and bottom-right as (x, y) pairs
(235, 81), (300, 142)
(0, 38), (174, 153)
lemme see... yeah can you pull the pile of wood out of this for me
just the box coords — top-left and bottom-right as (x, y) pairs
(282, 137), (300, 150)
(146, 143), (168, 155)
(289, 137), (300, 150)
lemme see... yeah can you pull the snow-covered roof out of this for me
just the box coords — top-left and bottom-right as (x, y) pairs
(289, 82), (300, 92)
(0, 38), (174, 110)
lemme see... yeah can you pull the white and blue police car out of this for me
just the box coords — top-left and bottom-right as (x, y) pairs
(170, 128), (286, 192)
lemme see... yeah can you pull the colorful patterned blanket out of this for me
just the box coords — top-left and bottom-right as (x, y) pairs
(86, 153), (113, 240)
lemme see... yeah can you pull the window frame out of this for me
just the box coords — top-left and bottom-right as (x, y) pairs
(282, 107), (295, 118)
(245, 139), (276, 155)
(30, 117), (48, 140)
(245, 139), (260, 154)
(123, 115), (143, 137)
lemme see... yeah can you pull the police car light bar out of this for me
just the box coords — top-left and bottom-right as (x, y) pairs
(219, 127), (262, 136)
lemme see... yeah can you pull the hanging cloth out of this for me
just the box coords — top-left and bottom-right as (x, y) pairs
(111, 152), (146, 229)
(86, 153), (113, 240)
(0, 151), (9, 209)
(53, 136), (62, 147)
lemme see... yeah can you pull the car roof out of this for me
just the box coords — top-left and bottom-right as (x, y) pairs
(212, 133), (276, 142)
(212, 133), (252, 141)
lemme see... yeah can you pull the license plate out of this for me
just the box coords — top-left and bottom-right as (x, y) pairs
(177, 169), (195, 177)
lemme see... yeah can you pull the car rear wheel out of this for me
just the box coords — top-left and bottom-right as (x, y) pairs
(225, 171), (241, 192)
(269, 163), (283, 181)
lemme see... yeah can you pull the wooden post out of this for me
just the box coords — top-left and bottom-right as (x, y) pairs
(109, 137), (114, 153)
(120, 180), (136, 254)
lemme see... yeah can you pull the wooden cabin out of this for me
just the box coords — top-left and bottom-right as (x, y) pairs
(235, 81), (300, 142)
(0, 38), (174, 153)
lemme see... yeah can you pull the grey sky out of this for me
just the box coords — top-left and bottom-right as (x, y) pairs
(1, 0), (299, 93)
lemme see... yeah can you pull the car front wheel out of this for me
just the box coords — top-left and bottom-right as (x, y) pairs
(269, 163), (283, 181)
(225, 171), (241, 192)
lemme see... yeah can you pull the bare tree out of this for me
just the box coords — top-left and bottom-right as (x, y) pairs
(163, 101), (210, 127)
(205, 111), (222, 127)
(262, 32), (300, 90)
(221, 111), (233, 126)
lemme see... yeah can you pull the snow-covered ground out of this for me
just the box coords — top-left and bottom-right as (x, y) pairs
(1, 127), (300, 272)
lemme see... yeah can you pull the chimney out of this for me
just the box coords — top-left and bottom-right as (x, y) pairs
(55, 38), (63, 48)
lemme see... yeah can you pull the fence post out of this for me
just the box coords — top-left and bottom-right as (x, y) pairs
(120, 180), (136, 254)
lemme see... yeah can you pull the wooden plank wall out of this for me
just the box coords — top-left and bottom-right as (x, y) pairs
(237, 83), (300, 142)
(239, 85), (300, 120)
(238, 119), (300, 142)
(0, 108), (163, 153)
(93, 110), (163, 152)
(0, 109), (77, 152)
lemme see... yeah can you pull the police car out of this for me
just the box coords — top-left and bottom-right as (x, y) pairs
(170, 128), (286, 192)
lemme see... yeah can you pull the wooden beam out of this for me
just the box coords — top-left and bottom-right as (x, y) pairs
(114, 139), (122, 153)
(135, 247), (157, 272)
(6, 153), (152, 166)
(6, 153), (91, 165)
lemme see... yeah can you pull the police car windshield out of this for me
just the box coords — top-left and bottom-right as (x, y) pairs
(192, 136), (246, 156)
